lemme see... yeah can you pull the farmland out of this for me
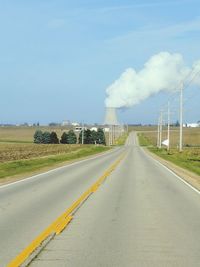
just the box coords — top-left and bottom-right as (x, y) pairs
(0, 126), (71, 143)
(138, 127), (200, 177)
(0, 126), (110, 181)
(0, 143), (88, 163)
(138, 127), (200, 147)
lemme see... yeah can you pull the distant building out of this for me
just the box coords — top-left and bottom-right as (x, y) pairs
(62, 120), (70, 126)
(74, 126), (87, 132)
(184, 122), (200, 128)
(90, 127), (98, 132)
(103, 127), (110, 132)
(71, 122), (80, 126)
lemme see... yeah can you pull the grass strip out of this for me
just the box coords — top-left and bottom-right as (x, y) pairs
(137, 133), (200, 176)
(137, 133), (153, 147)
(0, 146), (110, 179)
(148, 147), (200, 176)
(115, 132), (128, 146)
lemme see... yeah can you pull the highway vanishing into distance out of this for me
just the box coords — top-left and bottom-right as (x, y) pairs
(1, 132), (200, 266)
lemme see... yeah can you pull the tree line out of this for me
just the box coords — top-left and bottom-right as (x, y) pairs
(34, 128), (106, 145)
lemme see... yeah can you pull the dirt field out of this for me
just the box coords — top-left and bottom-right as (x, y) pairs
(0, 126), (72, 142)
(0, 143), (86, 163)
(139, 127), (200, 147)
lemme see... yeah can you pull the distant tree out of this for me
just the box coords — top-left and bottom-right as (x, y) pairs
(96, 128), (106, 145)
(84, 129), (93, 144)
(78, 130), (84, 144)
(50, 131), (59, 144)
(67, 130), (77, 144)
(60, 132), (68, 144)
(91, 130), (98, 144)
(175, 120), (180, 127)
(42, 131), (51, 144)
(34, 130), (43, 144)
(78, 129), (92, 144)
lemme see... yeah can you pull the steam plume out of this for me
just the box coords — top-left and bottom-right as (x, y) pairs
(105, 52), (200, 108)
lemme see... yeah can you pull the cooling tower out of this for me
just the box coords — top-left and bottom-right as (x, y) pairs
(104, 107), (119, 125)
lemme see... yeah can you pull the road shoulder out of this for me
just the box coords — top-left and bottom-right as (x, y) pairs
(143, 147), (200, 192)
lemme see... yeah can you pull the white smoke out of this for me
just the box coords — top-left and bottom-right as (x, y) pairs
(105, 52), (200, 108)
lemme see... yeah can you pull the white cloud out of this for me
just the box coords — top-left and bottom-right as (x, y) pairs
(105, 52), (200, 108)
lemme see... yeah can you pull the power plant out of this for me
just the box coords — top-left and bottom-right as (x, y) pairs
(104, 107), (119, 125)
(104, 107), (124, 146)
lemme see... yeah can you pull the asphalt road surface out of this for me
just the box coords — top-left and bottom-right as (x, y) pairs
(1, 132), (200, 266)
(0, 146), (125, 266)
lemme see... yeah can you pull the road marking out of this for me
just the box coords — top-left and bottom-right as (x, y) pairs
(0, 147), (121, 189)
(7, 153), (125, 267)
(142, 148), (200, 195)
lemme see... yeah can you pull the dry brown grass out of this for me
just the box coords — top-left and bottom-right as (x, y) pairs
(0, 143), (85, 163)
(141, 127), (200, 147)
(0, 126), (72, 142)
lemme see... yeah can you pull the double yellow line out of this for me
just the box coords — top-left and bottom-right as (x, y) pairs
(8, 153), (125, 267)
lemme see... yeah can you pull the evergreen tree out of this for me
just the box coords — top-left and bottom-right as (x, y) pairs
(34, 130), (43, 144)
(78, 130), (83, 144)
(84, 129), (92, 144)
(78, 129), (92, 144)
(97, 128), (106, 145)
(60, 132), (68, 144)
(50, 131), (59, 144)
(91, 130), (98, 144)
(42, 131), (51, 144)
(67, 130), (77, 144)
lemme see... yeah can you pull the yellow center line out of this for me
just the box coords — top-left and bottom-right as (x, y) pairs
(8, 152), (126, 267)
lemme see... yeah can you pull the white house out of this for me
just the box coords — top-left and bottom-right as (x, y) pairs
(90, 127), (98, 132)
(184, 122), (200, 128)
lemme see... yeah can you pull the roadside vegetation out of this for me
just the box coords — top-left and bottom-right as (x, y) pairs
(0, 127), (109, 181)
(115, 132), (129, 146)
(137, 130), (200, 176)
(0, 145), (110, 179)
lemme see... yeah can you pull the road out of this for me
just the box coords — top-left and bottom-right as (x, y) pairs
(0, 146), (125, 266)
(1, 132), (200, 266)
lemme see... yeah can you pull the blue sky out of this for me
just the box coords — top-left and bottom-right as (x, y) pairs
(1, 0), (200, 124)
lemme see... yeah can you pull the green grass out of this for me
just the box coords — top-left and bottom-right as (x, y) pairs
(0, 146), (111, 179)
(137, 133), (153, 147)
(148, 147), (200, 176)
(115, 132), (129, 146)
(137, 132), (200, 176)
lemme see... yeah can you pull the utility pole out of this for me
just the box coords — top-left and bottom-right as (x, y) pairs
(167, 101), (170, 151)
(159, 111), (163, 148)
(179, 83), (183, 152)
(81, 123), (84, 145)
(109, 125), (112, 146)
(111, 125), (112, 146)
(157, 116), (160, 148)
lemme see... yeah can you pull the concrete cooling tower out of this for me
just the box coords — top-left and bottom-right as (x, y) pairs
(104, 107), (119, 125)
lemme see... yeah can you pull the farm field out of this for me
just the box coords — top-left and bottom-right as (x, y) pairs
(138, 126), (200, 147)
(0, 126), (72, 143)
(0, 143), (87, 163)
(0, 144), (110, 180)
(0, 126), (111, 181)
(138, 127), (200, 177)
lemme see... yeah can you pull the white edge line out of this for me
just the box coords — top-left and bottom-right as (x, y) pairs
(141, 148), (200, 195)
(0, 147), (121, 189)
